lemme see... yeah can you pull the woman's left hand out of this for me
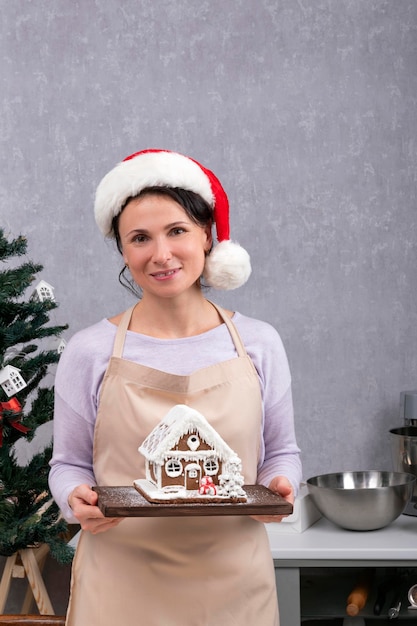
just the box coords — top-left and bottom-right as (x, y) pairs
(251, 475), (294, 524)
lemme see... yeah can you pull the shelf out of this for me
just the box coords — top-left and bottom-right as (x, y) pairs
(300, 566), (417, 621)
(270, 514), (417, 624)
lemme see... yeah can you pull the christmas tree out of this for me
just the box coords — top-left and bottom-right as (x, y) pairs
(0, 229), (73, 564)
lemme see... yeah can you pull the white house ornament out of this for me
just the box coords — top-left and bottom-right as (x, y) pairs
(49, 337), (67, 355)
(0, 365), (27, 397)
(32, 280), (55, 303)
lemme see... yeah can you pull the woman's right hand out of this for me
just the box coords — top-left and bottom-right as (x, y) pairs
(68, 484), (124, 534)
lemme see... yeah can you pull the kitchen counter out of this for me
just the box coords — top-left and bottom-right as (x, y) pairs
(266, 514), (417, 624)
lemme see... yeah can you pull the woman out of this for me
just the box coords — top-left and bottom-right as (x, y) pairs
(49, 149), (302, 625)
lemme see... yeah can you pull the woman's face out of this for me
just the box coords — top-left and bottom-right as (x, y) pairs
(118, 193), (212, 299)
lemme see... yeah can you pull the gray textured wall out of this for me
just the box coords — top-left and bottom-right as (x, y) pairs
(2, 0), (417, 483)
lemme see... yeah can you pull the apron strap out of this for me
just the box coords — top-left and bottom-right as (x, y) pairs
(208, 302), (248, 358)
(112, 305), (136, 358)
(111, 302), (248, 359)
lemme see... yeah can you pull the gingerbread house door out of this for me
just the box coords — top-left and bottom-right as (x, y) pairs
(185, 463), (201, 490)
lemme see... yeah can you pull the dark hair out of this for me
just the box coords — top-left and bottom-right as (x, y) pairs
(112, 187), (213, 296)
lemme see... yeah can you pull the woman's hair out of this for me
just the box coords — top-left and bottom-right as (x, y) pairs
(112, 187), (213, 296)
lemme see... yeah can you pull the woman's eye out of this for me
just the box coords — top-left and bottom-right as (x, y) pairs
(132, 233), (148, 243)
(170, 227), (186, 236)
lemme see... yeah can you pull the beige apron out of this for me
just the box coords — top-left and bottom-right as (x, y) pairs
(66, 303), (279, 626)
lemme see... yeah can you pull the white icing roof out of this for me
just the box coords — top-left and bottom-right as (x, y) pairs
(139, 404), (241, 465)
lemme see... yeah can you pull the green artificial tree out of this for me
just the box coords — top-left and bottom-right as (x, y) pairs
(0, 228), (73, 564)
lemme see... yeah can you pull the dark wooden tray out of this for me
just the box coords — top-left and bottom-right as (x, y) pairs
(93, 485), (293, 518)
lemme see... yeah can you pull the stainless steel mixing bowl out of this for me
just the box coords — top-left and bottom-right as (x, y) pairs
(306, 470), (415, 531)
(390, 426), (417, 516)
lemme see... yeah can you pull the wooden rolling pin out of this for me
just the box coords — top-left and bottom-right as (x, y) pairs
(346, 570), (374, 616)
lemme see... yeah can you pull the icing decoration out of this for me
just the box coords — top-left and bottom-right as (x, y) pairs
(199, 476), (217, 496)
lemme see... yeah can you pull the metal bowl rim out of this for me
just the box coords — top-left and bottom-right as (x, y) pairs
(306, 470), (416, 490)
(390, 426), (417, 436)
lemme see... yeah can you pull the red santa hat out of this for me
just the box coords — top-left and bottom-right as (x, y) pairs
(94, 149), (251, 290)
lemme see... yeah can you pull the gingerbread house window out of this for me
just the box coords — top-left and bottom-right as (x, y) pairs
(187, 434), (200, 451)
(165, 459), (183, 478)
(204, 458), (219, 476)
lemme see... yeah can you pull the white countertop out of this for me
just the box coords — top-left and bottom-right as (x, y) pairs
(266, 513), (417, 561)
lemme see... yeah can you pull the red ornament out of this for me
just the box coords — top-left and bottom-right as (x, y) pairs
(0, 397), (29, 446)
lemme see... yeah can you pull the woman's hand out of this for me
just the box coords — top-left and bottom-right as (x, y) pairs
(68, 484), (125, 534)
(251, 475), (294, 524)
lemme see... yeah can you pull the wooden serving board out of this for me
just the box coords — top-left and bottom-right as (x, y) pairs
(93, 485), (293, 518)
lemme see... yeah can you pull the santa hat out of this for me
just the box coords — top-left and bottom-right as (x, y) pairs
(94, 149), (251, 290)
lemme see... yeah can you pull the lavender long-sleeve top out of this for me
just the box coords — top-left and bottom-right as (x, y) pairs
(49, 310), (302, 523)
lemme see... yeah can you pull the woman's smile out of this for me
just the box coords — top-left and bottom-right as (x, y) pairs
(150, 268), (180, 280)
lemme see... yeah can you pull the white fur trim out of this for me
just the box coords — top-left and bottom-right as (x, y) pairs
(94, 151), (214, 237)
(203, 241), (251, 290)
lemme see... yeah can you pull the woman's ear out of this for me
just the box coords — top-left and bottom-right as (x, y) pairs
(204, 224), (213, 253)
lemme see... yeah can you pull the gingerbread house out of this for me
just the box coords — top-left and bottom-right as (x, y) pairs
(136, 404), (246, 501)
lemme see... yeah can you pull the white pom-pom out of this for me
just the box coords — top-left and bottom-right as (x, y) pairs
(203, 241), (251, 290)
